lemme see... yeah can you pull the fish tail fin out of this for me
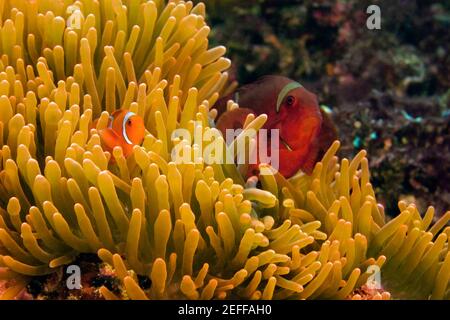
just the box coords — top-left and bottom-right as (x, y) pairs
(213, 91), (235, 118)
(90, 118), (99, 131)
(216, 108), (254, 138)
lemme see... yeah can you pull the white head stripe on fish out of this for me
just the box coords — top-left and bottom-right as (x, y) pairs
(122, 111), (136, 145)
(276, 82), (303, 113)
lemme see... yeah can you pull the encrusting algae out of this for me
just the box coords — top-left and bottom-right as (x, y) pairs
(0, 0), (449, 300)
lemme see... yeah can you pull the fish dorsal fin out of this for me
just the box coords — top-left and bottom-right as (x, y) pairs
(110, 109), (125, 133)
(108, 115), (114, 128)
(276, 81), (303, 113)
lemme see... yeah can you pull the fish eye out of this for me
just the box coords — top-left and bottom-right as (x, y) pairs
(127, 119), (132, 126)
(286, 95), (295, 106)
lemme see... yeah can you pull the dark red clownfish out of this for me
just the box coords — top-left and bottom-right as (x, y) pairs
(215, 75), (337, 178)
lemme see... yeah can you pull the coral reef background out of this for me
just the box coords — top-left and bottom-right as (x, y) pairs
(206, 0), (450, 215)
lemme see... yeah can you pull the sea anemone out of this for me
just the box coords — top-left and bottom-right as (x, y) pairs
(0, 0), (448, 300)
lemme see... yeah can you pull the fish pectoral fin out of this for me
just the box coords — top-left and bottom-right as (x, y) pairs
(301, 144), (320, 175)
(301, 158), (315, 175)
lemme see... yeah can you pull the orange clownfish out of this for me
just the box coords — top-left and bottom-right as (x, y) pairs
(215, 75), (337, 178)
(94, 109), (146, 158)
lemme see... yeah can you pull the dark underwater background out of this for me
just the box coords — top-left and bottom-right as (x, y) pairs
(203, 0), (450, 216)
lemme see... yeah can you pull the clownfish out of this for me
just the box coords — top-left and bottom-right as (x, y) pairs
(215, 75), (337, 178)
(93, 109), (146, 159)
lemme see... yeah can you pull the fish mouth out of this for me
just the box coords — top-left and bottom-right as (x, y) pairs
(280, 136), (293, 151)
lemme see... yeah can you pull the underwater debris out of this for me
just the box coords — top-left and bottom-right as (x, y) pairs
(0, 0), (449, 300)
(401, 110), (423, 123)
